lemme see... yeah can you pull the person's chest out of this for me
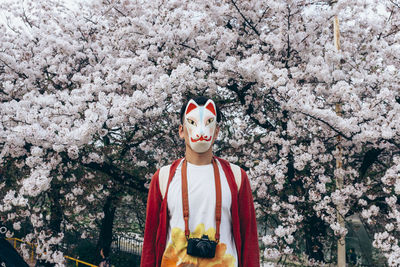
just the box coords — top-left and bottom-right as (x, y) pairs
(167, 163), (232, 225)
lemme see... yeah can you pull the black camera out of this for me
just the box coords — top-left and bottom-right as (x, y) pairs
(187, 235), (217, 258)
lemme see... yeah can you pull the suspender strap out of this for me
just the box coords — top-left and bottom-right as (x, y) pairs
(181, 158), (222, 242)
(181, 159), (190, 238)
(213, 158), (222, 242)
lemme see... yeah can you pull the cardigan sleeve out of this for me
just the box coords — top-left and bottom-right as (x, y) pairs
(238, 168), (260, 267)
(140, 169), (161, 267)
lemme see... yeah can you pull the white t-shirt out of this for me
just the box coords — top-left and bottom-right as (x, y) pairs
(161, 160), (238, 267)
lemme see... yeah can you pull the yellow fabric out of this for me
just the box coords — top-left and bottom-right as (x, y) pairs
(161, 224), (236, 267)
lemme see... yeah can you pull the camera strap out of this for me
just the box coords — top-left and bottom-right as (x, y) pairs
(181, 157), (222, 243)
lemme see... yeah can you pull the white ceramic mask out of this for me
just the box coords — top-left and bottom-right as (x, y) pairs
(184, 99), (217, 153)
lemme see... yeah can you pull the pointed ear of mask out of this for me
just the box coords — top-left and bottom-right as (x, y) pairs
(185, 99), (199, 116)
(204, 99), (217, 116)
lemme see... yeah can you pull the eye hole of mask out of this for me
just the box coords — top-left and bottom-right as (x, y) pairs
(206, 117), (214, 125)
(186, 118), (197, 126)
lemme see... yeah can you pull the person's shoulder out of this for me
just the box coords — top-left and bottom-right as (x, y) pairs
(215, 157), (244, 190)
(153, 158), (181, 179)
(158, 164), (172, 180)
(158, 157), (183, 178)
(158, 158), (183, 198)
(215, 157), (244, 172)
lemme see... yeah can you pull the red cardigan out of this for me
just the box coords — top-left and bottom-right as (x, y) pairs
(140, 157), (260, 267)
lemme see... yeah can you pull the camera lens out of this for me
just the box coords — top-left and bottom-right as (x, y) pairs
(196, 241), (211, 256)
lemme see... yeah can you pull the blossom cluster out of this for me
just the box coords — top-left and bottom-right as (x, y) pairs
(0, 0), (399, 265)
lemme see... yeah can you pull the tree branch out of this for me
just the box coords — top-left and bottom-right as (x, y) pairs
(359, 148), (383, 178)
(81, 161), (148, 193)
(230, 0), (260, 36)
(298, 111), (352, 141)
(227, 81), (275, 130)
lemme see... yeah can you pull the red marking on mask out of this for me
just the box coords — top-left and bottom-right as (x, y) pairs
(206, 102), (216, 116)
(191, 135), (212, 142)
(186, 103), (197, 115)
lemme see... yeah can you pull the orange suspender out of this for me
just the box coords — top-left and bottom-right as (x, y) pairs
(181, 158), (222, 242)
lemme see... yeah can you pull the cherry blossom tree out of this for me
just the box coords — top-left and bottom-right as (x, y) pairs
(0, 0), (399, 266)
(0, 0), (175, 263)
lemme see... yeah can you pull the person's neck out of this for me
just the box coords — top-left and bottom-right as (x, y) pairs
(185, 145), (213, 165)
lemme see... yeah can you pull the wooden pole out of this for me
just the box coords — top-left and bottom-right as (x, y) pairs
(334, 15), (346, 267)
(31, 243), (34, 263)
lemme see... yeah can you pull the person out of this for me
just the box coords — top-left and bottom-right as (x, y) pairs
(347, 248), (357, 266)
(141, 96), (260, 267)
(99, 247), (111, 267)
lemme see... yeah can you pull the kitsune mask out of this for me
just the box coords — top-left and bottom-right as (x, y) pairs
(184, 99), (217, 153)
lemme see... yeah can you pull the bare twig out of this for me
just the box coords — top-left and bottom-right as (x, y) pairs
(230, 0), (260, 36)
(298, 111), (352, 141)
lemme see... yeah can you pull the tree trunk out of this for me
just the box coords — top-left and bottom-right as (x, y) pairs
(49, 187), (63, 234)
(96, 195), (117, 261)
(304, 215), (325, 262)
